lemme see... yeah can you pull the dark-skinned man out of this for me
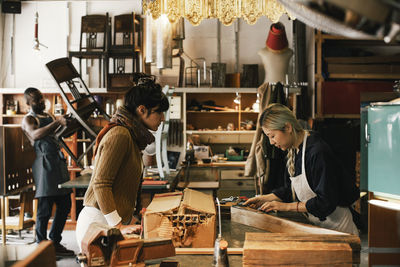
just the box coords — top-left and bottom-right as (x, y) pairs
(21, 87), (74, 257)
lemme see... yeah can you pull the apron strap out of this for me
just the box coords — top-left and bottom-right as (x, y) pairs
(291, 131), (308, 202)
(301, 131), (308, 174)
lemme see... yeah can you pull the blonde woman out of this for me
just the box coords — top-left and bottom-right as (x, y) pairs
(244, 103), (359, 235)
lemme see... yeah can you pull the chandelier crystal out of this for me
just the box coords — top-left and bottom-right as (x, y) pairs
(143, 0), (293, 26)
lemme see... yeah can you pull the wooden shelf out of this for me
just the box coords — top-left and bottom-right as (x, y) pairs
(320, 33), (378, 41)
(187, 110), (258, 114)
(2, 114), (25, 118)
(187, 130), (256, 134)
(328, 73), (400, 79)
(317, 114), (360, 119)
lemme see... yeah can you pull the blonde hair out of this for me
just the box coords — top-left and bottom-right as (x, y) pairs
(259, 103), (304, 177)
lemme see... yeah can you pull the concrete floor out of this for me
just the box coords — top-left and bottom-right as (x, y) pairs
(2, 220), (369, 266)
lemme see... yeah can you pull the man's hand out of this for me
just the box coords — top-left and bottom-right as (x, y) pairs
(57, 114), (72, 126)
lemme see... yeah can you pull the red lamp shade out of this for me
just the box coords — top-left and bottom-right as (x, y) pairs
(266, 22), (288, 51)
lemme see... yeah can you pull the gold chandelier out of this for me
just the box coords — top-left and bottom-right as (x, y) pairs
(142, 0), (293, 26)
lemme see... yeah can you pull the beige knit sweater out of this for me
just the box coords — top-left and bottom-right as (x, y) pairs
(83, 126), (142, 224)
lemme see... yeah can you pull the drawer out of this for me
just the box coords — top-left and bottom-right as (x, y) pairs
(220, 179), (254, 190)
(178, 168), (219, 182)
(220, 169), (245, 180)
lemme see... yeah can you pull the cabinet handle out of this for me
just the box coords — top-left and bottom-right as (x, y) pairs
(237, 181), (243, 186)
(365, 123), (370, 143)
(238, 172), (243, 177)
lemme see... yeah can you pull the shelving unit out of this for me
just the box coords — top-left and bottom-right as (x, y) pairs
(314, 31), (400, 118)
(0, 88), (111, 124)
(174, 87), (258, 157)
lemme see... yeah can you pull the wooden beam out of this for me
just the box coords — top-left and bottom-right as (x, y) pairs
(175, 247), (243, 255)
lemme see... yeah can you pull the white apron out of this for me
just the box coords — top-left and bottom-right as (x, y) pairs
(289, 133), (359, 235)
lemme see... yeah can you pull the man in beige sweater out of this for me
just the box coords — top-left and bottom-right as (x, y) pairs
(76, 77), (169, 249)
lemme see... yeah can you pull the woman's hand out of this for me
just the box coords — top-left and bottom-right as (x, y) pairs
(243, 193), (281, 209)
(259, 201), (288, 212)
(243, 195), (271, 209)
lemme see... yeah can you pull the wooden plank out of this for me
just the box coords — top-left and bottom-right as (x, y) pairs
(329, 73), (400, 79)
(245, 233), (359, 248)
(243, 240), (352, 265)
(231, 206), (346, 235)
(245, 233), (360, 264)
(327, 63), (400, 74)
(325, 55), (400, 64)
(175, 247), (243, 255)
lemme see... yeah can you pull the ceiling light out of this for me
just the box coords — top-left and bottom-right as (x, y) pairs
(143, 0), (294, 26)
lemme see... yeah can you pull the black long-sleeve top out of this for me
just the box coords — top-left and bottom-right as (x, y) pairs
(272, 131), (359, 220)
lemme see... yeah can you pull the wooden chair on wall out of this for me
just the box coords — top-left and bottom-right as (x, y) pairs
(107, 13), (143, 91)
(68, 13), (109, 88)
(46, 57), (110, 167)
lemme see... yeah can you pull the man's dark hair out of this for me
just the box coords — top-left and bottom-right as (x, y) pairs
(124, 76), (169, 115)
(24, 87), (40, 104)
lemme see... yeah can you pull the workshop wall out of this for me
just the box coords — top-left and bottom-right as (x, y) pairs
(1, 1), (293, 89)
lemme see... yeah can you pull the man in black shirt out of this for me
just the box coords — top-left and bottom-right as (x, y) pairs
(21, 88), (75, 256)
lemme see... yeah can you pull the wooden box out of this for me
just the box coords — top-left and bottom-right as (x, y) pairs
(143, 188), (216, 248)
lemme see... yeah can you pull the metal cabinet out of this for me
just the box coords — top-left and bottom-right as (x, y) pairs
(366, 103), (400, 195)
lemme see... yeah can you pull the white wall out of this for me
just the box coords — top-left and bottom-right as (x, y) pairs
(1, 1), (293, 89)
(162, 16), (293, 86)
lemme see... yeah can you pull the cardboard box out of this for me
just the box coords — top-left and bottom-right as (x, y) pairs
(143, 188), (216, 248)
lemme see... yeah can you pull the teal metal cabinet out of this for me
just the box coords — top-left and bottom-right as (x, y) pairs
(367, 103), (400, 196)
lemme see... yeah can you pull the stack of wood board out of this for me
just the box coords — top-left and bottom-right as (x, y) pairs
(243, 233), (353, 266)
(231, 206), (361, 265)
